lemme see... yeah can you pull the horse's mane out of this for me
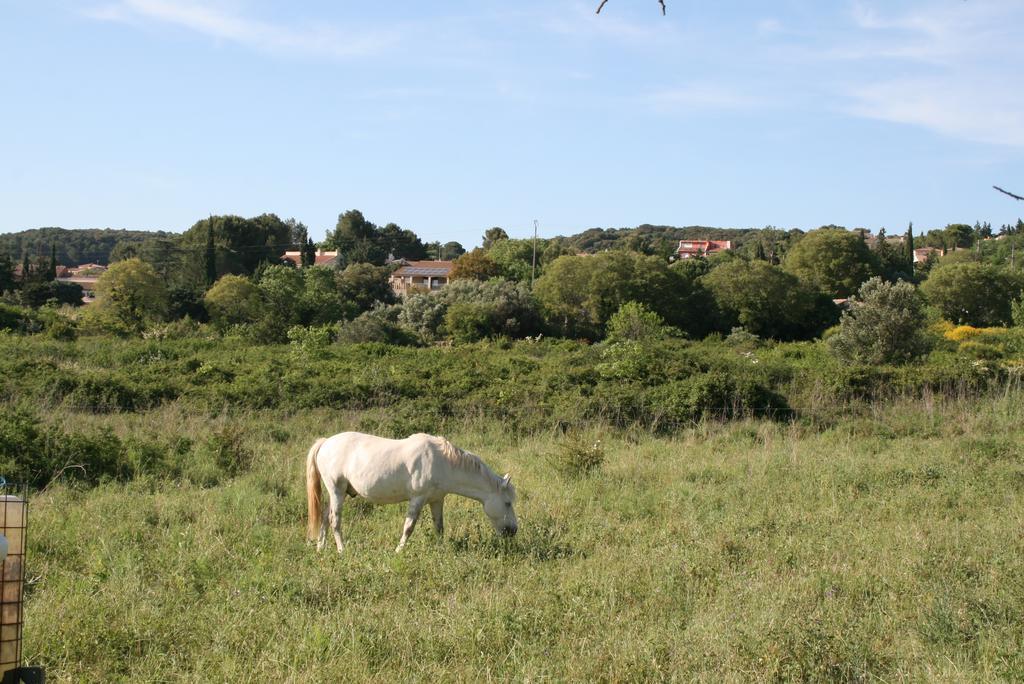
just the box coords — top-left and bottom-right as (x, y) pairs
(434, 436), (505, 492)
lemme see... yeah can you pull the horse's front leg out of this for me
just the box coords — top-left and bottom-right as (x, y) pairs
(430, 499), (444, 537)
(396, 497), (426, 552)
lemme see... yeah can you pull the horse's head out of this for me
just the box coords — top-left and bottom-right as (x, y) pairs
(483, 473), (518, 537)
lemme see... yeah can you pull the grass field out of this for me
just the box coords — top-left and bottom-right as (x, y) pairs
(19, 392), (1024, 681)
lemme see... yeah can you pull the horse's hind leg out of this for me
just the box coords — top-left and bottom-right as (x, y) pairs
(327, 480), (346, 554)
(317, 501), (329, 551)
(396, 497), (426, 553)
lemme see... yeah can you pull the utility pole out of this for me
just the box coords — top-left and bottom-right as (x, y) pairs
(531, 219), (539, 288)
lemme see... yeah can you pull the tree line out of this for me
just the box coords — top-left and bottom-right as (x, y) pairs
(2, 212), (1024, 364)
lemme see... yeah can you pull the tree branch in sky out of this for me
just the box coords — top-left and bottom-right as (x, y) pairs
(994, 186), (1024, 201)
(596, 1), (667, 15)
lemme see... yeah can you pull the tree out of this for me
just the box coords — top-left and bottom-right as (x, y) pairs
(204, 275), (264, 329)
(323, 210), (387, 266)
(783, 228), (877, 298)
(482, 227), (509, 250)
(299, 266), (349, 325)
(0, 254), (14, 293)
(422, 279), (541, 342)
(335, 263), (395, 315)
(182, 214), (291, 277)
(702, 260), (837, 340)
(941, 224), (974, 250)
(17, 281), (83, 308)
(47, 244), (57, 281)
(93, 258), (169, 330)
(205, 224), (217, 286)
(302, 237), (317, 268)
(920, 262), (1024, 327)
(425, 241), (466, 261)
(828, 277), (929, 364)
(488, 238), (553, 282)
(904, 222), (915, 273)
(873, 229), (911, 283)
(255, 265), (304, 328)
(379, 223), (428, 260)
(535, 251), (703, 339)
(605, 301), (669, 343)
(450, 249), (503, 281)
(285, 218), (309, 249)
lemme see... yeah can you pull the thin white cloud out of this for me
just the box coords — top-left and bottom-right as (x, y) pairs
(847, 77), (1024, 148)
(756, 18), (783, 35)
(84, 0), (399, 59)
(838, 1), (1024, 147)
(649, 84), (762, 113)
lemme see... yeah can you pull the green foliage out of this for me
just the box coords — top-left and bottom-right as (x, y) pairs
(204, 275), (264, 329)
(450, 249), (502, 281)
(0, 303), (37, 333)
(605, 301), (669, 343)
(0, 227), (170, 267)
(322, 210), (427, 265)
(828, 278), (929, 364)
(337, 309), (417, 346)
(15, 280), (84, 308)
(398, 279), (540, 343)
(486, 238), (549, 282)
(287, 324), (335, 358)
(535, 251), (704, 340)
(335, 263), (395, 315)
(181, 214), (291, 277)
(482, 226), (510, 249)
(548, 432), (605, 478)
(444, 302), (499, 343)
(921, 262), (1024, 327)
(94, 258), (169, 331)
(784, 228), (877, 298)
(702, 259), (837, 340)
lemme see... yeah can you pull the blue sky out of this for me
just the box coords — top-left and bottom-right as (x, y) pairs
(2, 0), (1023, 247)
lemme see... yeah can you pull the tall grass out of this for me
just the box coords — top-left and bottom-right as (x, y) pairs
(18, 393), (1024, 681)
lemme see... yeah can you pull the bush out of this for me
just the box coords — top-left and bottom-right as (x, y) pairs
(548, 432), (605, 478)
(605, 301), (669, 343)
(0, 303), (37, 333)
(337, 310), (417, 346)
(444, 302), (497, 343)
(0, 408), (128, 487)
(196, 424), (253, 479)
(828, 278), (929, 364)
(287, 324), (335, 358)
(921, 262), (1023, 327)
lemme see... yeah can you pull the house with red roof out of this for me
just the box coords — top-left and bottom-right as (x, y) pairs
(280, 249), (340, 268)
(676, 239), (732, 260)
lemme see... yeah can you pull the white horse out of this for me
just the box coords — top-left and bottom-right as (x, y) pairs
(306, 432), (518, 553)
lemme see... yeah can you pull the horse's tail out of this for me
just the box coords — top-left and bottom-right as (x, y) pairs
(306, 437), (328, 541)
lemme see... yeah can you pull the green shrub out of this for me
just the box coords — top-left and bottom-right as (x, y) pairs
(605, 301), (669, 343)
(337, 311), (416, 346)
(828, 278), (929, 364)
(0, 303), (37, 333)
(197, 424), (252, 479)
(444, 302), (497, 343)
(287, 324), (335, 358)
(548, 432), (605, 478)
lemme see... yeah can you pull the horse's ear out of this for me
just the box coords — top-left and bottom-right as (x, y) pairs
(501, 473), (512, 489)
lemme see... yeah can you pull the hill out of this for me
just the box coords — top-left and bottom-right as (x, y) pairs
(0, 227), (176, 266)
